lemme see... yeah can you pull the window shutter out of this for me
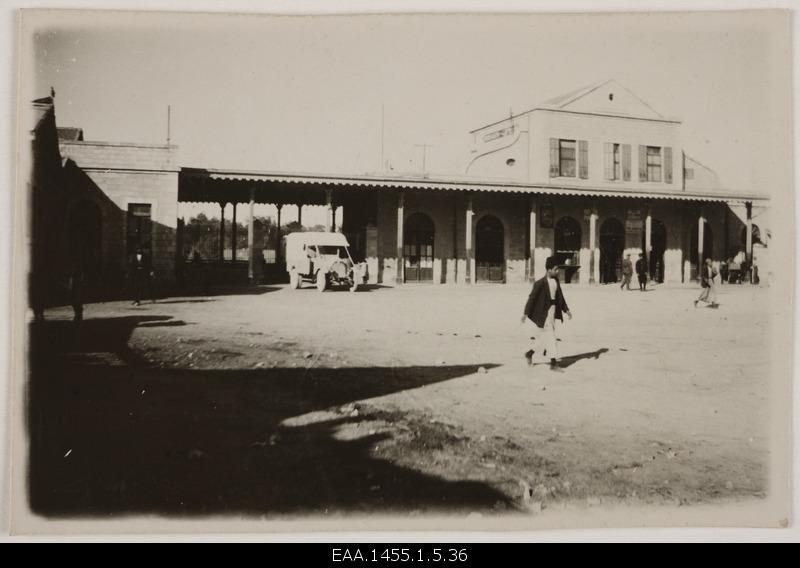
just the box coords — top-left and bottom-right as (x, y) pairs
(603, 143), (613, 180)
(638, 145), (647, 181)
(622, 144), (631, 181)
(578, 140), (589, 179)
(549, 138), (559, 177)
(664, 147), (673, 184)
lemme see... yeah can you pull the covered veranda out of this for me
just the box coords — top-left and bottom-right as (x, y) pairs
(177, 167), (766, 287)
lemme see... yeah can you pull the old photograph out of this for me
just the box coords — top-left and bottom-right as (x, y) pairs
(7, 8), (795, 535)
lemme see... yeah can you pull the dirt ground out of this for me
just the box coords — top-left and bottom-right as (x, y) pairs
(27, 280), (772, 518)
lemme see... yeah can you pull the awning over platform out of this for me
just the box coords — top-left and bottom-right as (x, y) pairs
(178, 167), (768, 205)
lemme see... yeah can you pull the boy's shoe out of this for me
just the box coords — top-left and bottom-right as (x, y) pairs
(549, 358), (563, 372)
(693, 300), (698, 308)
(524, 349), (534, 366)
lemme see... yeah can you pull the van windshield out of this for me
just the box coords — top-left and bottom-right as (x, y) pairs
(317, 245), (348, 258)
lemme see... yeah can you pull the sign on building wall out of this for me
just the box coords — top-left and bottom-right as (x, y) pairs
(626, 209), (643, 232)
(540, 204), (554, 228)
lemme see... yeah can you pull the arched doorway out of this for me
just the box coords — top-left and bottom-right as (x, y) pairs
(599, 218), (624, 283)
(403, 213), (434, 282)
(554, 216), (582, 283)
(475, 215), (505, 283)
(690, 221), (714, 275)
(646, 218), (667, 283)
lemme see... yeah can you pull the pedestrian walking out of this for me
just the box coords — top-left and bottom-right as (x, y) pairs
(635, 253), (648, 291)
(521, 256), (573, 371)
(694, 258), (719, 307)
(620, 254), (633, 290)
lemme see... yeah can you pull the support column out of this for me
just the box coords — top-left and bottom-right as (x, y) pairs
(326, 190), (334, 232)
(465, 195), (474, 284)
(297, 203), (303, 227)
(589, 206), (598, 284)
(276, 204), (283, 265)
(697, 211), (705, 282)
(645, 207), (652, 271)
(248, 189), (255, 283)
(219, 202), (226, 263)
(396, 193), (404, 285)
(231, 203), (238, 262)
(452, 194), (458, 283)
(745, 201), (753, 283)
(528, 198), (537, 282)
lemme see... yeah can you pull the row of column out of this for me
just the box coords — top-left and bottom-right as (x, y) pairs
(448, 196), (755, 285)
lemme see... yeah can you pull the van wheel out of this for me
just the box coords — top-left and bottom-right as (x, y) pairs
(316, 271), (327, 292)
(289, 270), (300, 289)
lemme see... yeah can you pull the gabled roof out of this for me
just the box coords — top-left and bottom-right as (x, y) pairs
(471, 79), (678, 134)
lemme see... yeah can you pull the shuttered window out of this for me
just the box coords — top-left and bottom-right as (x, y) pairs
(664, 147), (673, 184)
(646, 146), (662, 182)
(638, 145), (647, 181)
(578, 140), (589, 179)
(603, 143), (613, 180)
(622, 144), (631, 181)
(559, 139), (576, 177)
(549, 138), (559, 177)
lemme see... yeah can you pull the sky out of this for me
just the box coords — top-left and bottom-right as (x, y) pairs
(28, 10), (791, 221)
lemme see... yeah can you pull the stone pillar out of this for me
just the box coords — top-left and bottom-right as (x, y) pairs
(231, 203), (237, 262)
(276, 204), (282, 265)
(248, 189), (255, 282)
(297, 203), (303, 227)
(528, 198), (537, 282)
(745, 200), (753, 262)
(697, 212), (705, 282)
(589, 207), (598, 284)
(645, 208), (652, 269)
(326, 190), (334, 232)
(219, 202), (226, 263)
(465, 195), (474, 284)
(396, 193), (404, 285)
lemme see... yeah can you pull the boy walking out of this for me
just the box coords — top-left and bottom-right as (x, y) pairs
(521, 256), (573, 371)
(694, 258), (719, 307)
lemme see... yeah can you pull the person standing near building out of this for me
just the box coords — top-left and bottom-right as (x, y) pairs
(68, 266), (85, 322)
(694, 258), (719, 308)
(130, 248), (156, 306)
(521, 256), (573, 371)
(635, 253), (648, 291)
(620, 254), (633, 290)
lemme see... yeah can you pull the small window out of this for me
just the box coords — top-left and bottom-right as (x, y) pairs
(506, 158), (516, 166)
(608, 93), (614, 101)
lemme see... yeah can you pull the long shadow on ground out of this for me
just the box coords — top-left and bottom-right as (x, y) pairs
(27, 318), (508, 517)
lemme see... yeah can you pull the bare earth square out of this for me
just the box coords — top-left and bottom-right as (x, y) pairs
(27, 282), (770, 517)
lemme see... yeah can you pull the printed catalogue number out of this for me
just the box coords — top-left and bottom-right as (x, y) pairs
(332, 548), (469, 563)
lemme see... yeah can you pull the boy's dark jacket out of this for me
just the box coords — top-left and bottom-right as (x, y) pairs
(524, 276), (569, 328)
